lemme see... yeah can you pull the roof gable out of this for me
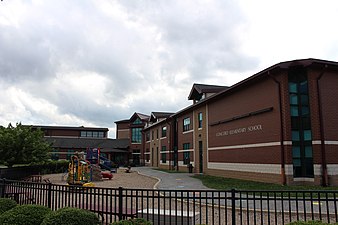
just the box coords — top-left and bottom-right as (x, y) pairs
(130, 112), (149, 124)
(188, 83), (228, 101)
(150, 112), (174, 122)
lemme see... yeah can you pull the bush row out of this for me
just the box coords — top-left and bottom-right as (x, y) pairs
(0, 198), (152, 225)
(287, 221), (338, 225)
(34, 159), (69, 174)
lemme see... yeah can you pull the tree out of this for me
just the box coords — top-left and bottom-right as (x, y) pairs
(0, 123), (51, 167)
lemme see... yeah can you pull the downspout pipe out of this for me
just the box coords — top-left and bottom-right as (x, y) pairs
(269, 72), (287, 185)
(316, 65), (328, 186)
(167, 119), (173, 170)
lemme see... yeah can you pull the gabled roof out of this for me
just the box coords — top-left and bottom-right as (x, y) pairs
(188, 83), (228, 100)
(174, 58), (338, 117)
(129, 112), (150, 123)
(114, 119), (130, 124)
(150, 112), (174, 122)
(45, 137), (129, 152)
(27, 125), (109, 131)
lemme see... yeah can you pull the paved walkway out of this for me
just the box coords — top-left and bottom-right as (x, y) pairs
(133, 167), (213, 190)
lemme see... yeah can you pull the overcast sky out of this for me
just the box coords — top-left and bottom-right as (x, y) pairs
(1, 0), (338, 138)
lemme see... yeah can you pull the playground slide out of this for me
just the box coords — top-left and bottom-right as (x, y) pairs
(99, 155), (115, 172)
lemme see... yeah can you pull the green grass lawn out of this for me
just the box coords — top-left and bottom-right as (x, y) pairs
(192, 174), (338, 192)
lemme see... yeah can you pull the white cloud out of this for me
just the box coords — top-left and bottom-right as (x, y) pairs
(1, 0), (338, 137)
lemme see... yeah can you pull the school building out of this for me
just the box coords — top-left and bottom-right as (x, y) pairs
(29, 125), (129, 163)
(116, 58), (338, 186)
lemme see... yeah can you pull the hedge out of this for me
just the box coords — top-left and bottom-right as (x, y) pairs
(0, 204), (51, 225)
(0, 198), (17, 214)
(41, 207), (100, 225)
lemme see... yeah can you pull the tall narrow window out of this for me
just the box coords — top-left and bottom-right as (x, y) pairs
(198, 112), (203, 128)
(131, 128), (142, 143)
(162, 126), (167, 137)
(289, 68), (313, 178)
(146, 132), (150, 141)
(161, 146), (166, 163)
(183, 143), (190, 165)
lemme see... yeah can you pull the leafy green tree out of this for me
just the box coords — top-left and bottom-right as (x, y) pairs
(0, 123), (51, 167)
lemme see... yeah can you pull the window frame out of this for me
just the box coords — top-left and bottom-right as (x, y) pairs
(183, 117), (191, 132)
(198, 112), (203, 128)
(183, 143), (190, 165)
(161, 126), (167, 137)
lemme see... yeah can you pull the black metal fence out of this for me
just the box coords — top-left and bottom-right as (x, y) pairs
(1, 179), (338, 225)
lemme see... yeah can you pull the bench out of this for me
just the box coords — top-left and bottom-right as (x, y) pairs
(137, 209), (200, 225)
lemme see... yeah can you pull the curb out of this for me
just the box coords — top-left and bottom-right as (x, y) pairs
(135, 169), (161, 190)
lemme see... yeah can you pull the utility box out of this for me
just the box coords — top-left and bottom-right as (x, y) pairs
(137, 209), (200, 225)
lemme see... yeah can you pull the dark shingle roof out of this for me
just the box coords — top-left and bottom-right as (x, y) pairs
(27, 125), (109, 131)
(45, 137), (129, 153)
(188, 83), (228, 100)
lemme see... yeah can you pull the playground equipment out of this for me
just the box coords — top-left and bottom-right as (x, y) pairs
(86, 148), (114, 180)
(86, 148), (116, 171)
(67, 153), (95, 187)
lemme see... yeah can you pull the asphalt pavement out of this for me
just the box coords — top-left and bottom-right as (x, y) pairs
(133, 167), (213, 190)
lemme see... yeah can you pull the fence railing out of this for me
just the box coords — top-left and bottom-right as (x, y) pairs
(0, 179), (338, 225)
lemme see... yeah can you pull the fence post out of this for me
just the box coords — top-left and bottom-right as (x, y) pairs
(47, 182), (52, 209)
(231, 189), (236, 225)
(118, 187), (123, 221)
(0, 179), (6, 198)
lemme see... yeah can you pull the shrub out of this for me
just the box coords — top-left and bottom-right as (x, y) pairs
(0, 204), (51, 225)
(287, 221), (330, 225)
(111, 218), (152, 225)
(37, 160), (69, 174)
(0, 198), (17, 214)
(41, 207), (100, 225)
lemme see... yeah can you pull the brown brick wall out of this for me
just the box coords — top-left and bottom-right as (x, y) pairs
(46, 129), (80, 137)
(319, 71), (338, 141)
(117, 130), (129, 139)
(207, 77), (281, 165)
(193, 105), (208, 173)
(208, 146), (281, 164)
(206, 168), (282, 184)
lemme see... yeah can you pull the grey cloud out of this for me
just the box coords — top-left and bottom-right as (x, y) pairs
(0, 0), (260, 134)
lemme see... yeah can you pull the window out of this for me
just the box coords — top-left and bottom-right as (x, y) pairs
(81, 131), (86, 137)
(80, 131), (104, 138)
(152, 131), (154, 140)
(131, 128), (142, 143)
(183, 117), (191, 132)
(183, 143), (190, 165)
(156, 129), (159, 139)
(161, 146), (166, 163)
(146, 132), (150, 141)
(198, 112), (203, 128)
(289, 69), (313, 178)
(162, 126), (167, 137)
(133, 118), (142, 125)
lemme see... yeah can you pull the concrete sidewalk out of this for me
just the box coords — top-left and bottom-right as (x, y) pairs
(133, 167), (213, 190)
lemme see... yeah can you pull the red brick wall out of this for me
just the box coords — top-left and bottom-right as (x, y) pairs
(207, 78), (281, 162)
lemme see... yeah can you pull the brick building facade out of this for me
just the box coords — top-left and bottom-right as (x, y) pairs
(116, 58), (338, 186)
